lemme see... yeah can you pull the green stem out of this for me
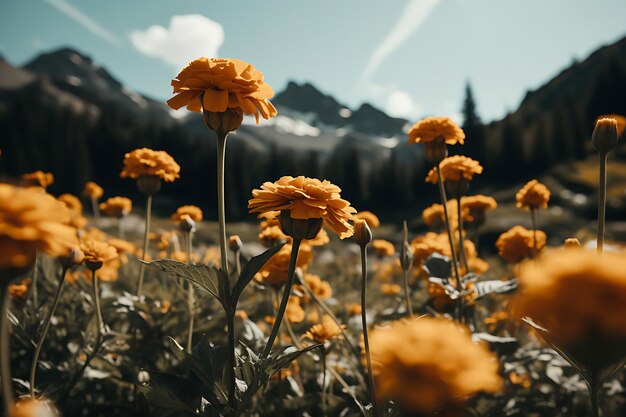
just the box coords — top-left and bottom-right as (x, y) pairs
(360, 247), (379, 416)
(216, 132), (230, 275)
(234, 249), (241, 278)
(456, 198), (470, 273)
(31, 254), (39, 311)
(598, 152), (608, 254)
(589, 377), (602, 417)
(402, 269), (414, 318)
(29, 267), (68, 397)
(1, 287), (14, 415)
(137, 194), (153, 296)
(261, 238), (302, 359)
(185, 232), (195, 352)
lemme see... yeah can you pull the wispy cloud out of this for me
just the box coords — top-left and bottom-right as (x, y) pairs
(130, 15), (224, 69)
(361, 0), (441, 82)
(43, 0), (120, 44)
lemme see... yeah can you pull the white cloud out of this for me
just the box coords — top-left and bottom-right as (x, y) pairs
(43, 0), (120, 44)
(386, 90), (420, 118)
(130, 15), (224, 68)
(361, 0), (441, 82)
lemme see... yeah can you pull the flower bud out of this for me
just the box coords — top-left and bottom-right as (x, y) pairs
(85, 260), (103, 272)
(564, 238), (581, 249)
(203, 107), (244, 135)
(136, 174), (162, 195)
(279, 210), (324, 240)
(423, 139), (448, 165)
(353, 219), (372, 248)
(59, 247), (85, 269)
(229, 235), (243, 252)
(178, 215), (196, 233)
(592, 118), (619, 154)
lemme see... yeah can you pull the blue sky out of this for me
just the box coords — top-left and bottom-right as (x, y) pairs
(1, 0), (626, 122)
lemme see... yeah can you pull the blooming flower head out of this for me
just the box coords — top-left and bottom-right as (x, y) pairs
(167, 57), (277, 123)
(80, 240), (118, 264)
(411, 232), (450, 264)
(353, 211), (381, 228)
(58, 193), (87, 229)
(516, 179), (550, 210)
(425, 156), (483, 184)
(302, 315), (343, 343)
(301, 273), (333, 300)
(120, 148), (180, 183)
(99, 197), (132, 218)
(83, 181), (104, 200)
(22, 171), (54, 188)
(285, 296), (306, 323)
(461, 195), (497, 223)
(370, 318), (501, 415)
(496, 225), (546, 263)
(408, 117), (465, 145)
(0, 185), (77, 269)
(255, 243), (313, 286)
(248, 176), (356, 239)
(371, 239), (395, 257)
(171, 205), (203, 223)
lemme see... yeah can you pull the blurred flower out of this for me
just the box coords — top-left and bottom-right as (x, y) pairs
(255, 243), (313, 286)
(353, 211), (380, 228)
(425, 156), (483, 184)
(8, 278), (30, 299)
(564, 237), (582, 249)
(80, 240), (118, 264)
(496, 226), (546, 263)
(170, 250), (200, 264)
(508, 371), (532, 389)
(381, 283), (401, 295)
(407, 117), (465, 145)
(249, 176), (356, 239)
(371, 239), (395, 257)
(171, 205), (203, 223)
(22, 171), (54, 188)
(120, 148), (181, 183)
(301, 273), (332, 300)
(0, 184), (77, 269)
(107, 238), (136, 264)
(461, 195), (497, 225)
(347, 303), (362, 316)
(10, 397), (59, 417)
(484, 311), (510, 333)
(516, 180), (550, 210)
(58, 193), (87, 229)
(370, 318), (501, 415)
(99, 197), (132, 218)
(83, 181), (104, 200)
(285, 296), (306, 323)
(422, 203), (446, 229)
(203, 247), (221, 266)
(303, 315), (343, 343)
(429, 282), (455, 311)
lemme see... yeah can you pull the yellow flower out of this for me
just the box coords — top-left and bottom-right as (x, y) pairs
(353, 211), (380, 228)
(248, 176), (356, 239)
(120, 148), (181, 182)
(408, 117), (465, 145)
(516, 179), (550, 210)
(99, 197), (132, 218)
(255, 243), (313, 286)
(80, 240), (118, 264)
(380, 283), (401, 295)
(82, 181), (104, 199)
(371, 239), (395, 257)
(512, 250), (626, 377)
(167, 57), (277, 123)
(302, 315), (343, 343)
(370, 318), (501, 414)
(171, 205), (203, 223)
(0, 185), (77, 269)
(22, 171), (54, 188)
(496, 225), (546, 263)
(425, 156), (483, 184)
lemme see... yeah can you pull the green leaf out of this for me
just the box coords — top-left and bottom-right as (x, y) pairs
(231, 243), (286, 307)
(139, 371), (200, 414)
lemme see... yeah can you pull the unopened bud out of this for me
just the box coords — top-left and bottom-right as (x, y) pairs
(400, 220), (413, 270)
(202, 107), (244, 135)
(592, 118), (619, 154)
(178, 215), (196, 233)
(59, 248), (85, 269)
(423, 139), (448, 165)
(279, 210), (324, 240)
(353, 219), (372, 248)
(229, 235), (243, 252)
(136, 174), (162, 195)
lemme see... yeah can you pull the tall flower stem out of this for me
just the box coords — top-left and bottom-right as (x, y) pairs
(261, 238), (302, 359)
(359, 246), (379, 416)
(185, 231), (195, 352)
(1, 286), (14, 415)
(597, 152), (608, 254)
(530, 208), (539, 258)
(456, 199), (470, 273)
(30, 254), (39, 311)
(436, 165), (462, 315)
(216, 132), (230, 275)
(233, 247), (242, 278)
(588, 377), (602, 417)
(91, 197), (100, 220)
(29, 267), (68, 397)
(321, 345), (327, 417)
(137, 194), (153, 296)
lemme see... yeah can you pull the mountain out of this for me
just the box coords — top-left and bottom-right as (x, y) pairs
(1, 37), (626, 220)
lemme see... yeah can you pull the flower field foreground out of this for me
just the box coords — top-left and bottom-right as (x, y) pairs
(0, 56), (625, 417)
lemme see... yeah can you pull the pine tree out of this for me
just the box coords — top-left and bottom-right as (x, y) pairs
(459, 82), (485, 160)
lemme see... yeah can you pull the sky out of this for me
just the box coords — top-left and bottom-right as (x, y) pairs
(1, 0), (626, 123)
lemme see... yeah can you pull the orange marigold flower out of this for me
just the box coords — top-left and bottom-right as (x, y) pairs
(407, 116), (465, 145)
(22, 171), (54, 188)
(302, 315), (343, 343)
(58, 194), (83, 214)
(302, 273), (333, 299)
(167, 57), (277, 123)
(255, 243), (313, 286)
(80, 240), (118, 264)
(99, 197), (132, 218)
(83, 181), (104, 199)
(425, 155), (483, 184)
(411, 232), (450, 263)
(171, 205), (203, 223)
(496, 225), (546, 263)
(370, 318), (502, 414)
(0, 185), (77, 269)
(347, 303), (362, 316)
(285, 296), (306, 323)
(380, 283), (401, 295)
(371, 239), (395, 257)
(248, 176), (356, 239)
(120, 148), (180, 182)
(461, 195), (497, 223)
(516, 179), (550, 210)
(353, 211), (381, 228)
